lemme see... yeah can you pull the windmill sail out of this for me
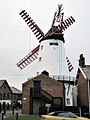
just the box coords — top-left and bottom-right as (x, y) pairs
(61, 16), (75, 31)
(66, 57), (74, 72)
(19, 10), (44, 41)
(16, 45), (40, 69)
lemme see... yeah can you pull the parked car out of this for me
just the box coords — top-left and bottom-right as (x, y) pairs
(41, 111), (89, 120)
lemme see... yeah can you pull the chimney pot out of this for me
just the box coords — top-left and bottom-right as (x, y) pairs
(79, 54), (85, 67)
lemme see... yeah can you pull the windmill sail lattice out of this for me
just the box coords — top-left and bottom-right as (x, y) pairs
(16, 45), (40, 69)
(61, 16), (75, 31)
(19, 10), (44, 41)
(66, 57), (74, 72)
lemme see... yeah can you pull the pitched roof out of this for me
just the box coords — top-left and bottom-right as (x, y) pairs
(23, 74), (63, 86)
(81, 65), (90, 80)
(23, 74), (63, 97)
(11, 87), (22, 94)
(0, 80), (5, 87)
(0, 80), (6, 87)
(0, 80), (12, 92)
(78, 65), (90, 80)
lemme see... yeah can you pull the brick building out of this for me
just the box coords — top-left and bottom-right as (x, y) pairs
(0, 80), (22, 104)
(22, 72), (64, 115)
(73, 54), (90, 114)
(0, 80), (12, 103)
(11, 87), (22, 103)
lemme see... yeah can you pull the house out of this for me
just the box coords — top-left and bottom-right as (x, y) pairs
(22, 72), (64, 115)
(11, 87), (22, 102)
(11, 87), (22, 108)
(73, 54), (90, 114)
(0, 80), (12, 103)
(0, 80), (22, 106)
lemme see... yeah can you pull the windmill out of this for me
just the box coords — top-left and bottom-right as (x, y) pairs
(16, 4), (74, 76)
(16, 4), (75, 106)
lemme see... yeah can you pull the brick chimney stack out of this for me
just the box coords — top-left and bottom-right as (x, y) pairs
(79, 54), (85, 67)
(41, 70), (49, 76)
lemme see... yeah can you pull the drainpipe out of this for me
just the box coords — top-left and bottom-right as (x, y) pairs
(88, 79), (90, 117)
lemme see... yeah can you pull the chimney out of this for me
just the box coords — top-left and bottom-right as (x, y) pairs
(41, 70), (49, 76)
(79, 54), (85, 67)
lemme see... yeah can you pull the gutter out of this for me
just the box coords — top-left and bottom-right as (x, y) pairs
(78, 66), (87, 79)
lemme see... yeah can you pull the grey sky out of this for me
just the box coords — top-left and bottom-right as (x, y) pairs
(0, 0), (90, 90)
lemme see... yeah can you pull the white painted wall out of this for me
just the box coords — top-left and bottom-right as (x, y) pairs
(37, 39), (69, 76)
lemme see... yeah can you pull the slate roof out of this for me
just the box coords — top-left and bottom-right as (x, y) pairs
(11, 87), (22, 94)
(0, 80), (6, 87)
(81, 65), (90, 80)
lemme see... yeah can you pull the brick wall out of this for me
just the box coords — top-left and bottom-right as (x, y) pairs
(77, 72), (88, 107)
(22, 74), (64, 114)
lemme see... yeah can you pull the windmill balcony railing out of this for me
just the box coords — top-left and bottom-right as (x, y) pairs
(28, 75), (76, 85)
(50, 75), (75, 81)
(50, 75), (76, 85)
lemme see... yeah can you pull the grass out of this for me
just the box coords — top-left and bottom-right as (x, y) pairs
(5, 115), (40, 120)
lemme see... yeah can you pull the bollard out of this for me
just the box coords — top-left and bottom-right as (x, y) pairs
(12, 108), (14, 115)
(16, 113), (18, 120)
(2, 113), (4, 120)
(3, 108), (6, 115)
(79, 107), (81, 117)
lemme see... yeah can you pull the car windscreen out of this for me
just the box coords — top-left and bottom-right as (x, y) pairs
(57, 112), (78, 118)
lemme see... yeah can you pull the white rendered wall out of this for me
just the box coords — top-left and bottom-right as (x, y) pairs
(65, 84), (73, 106)
(37, 39), (69, 76)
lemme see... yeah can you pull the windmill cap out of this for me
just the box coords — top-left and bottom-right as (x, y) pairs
(39, 28), (65, 43)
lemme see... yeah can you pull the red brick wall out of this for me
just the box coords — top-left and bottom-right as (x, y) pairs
(77, 72), (88, 107)
(22, 74), (64, 114)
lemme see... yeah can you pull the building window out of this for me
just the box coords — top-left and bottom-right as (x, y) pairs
(7, 93), (10, 99)
(0, 93), (2, 100)
(49, 42), (58, 46)
(14, 95), (16, 99)
(3, 93), (5, 99)
(39, 57), (42, 61)
(66, 98), (70, 105)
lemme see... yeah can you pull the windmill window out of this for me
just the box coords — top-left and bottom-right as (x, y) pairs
(41, 45), (43, 50)
(39, 57), (42, 61)
(49, 42), (58, 46)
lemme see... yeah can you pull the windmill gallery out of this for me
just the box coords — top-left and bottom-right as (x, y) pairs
(16, 4), (79, 115)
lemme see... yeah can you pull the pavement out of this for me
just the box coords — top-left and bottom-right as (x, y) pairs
(0, 109), (22, 119)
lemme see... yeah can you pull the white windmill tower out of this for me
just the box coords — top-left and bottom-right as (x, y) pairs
(37, 4), (74, 76)
(17, 4), (75, 106)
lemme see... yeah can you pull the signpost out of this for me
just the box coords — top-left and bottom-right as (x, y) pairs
(45, 104), (51, 114)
